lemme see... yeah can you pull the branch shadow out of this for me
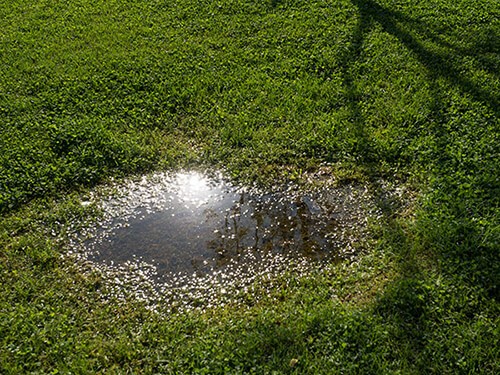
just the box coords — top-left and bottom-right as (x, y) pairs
(337, 0), (376, 163)
(345, 0), (499, 289)
(351, 0), (499, 113)
(336, 0), (500, 370)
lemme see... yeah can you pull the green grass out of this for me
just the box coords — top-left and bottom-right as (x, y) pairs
(1, 0), (499, 373)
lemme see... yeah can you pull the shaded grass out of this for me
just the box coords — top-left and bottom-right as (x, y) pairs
(1, 0), (499, 373)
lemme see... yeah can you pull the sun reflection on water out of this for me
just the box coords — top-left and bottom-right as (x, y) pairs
(174, 171), (212, 205)
(67, 169), (402, 310)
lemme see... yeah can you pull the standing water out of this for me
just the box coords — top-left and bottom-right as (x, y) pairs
(69, 170), (388, 310)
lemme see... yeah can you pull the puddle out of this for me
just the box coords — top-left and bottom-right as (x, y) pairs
(66, 169), (397, 311)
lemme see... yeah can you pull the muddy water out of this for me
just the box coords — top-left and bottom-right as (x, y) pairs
(73, 170), (384, 309)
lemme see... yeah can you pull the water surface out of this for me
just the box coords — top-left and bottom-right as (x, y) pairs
(74, 170), (381, 309)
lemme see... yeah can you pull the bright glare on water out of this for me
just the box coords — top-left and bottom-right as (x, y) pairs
(86, 170), (356, 276)
(69, 169), (397, 308)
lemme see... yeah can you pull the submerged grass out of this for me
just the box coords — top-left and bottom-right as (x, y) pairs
(1, 0), (499, 373)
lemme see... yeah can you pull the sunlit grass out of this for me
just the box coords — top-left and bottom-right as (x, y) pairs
(1, 0), (499, 373)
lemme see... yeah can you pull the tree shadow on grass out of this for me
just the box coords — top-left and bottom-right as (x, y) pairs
(344, 0), (499, 289)
(338, 0), (499, 156)
(336, 0), (500, 371)
(337, 0), (499, 165)
(337, 0), (375, 163)
(351, 0), (499, 112)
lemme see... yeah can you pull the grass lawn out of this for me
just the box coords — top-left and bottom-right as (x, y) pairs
(1, 0), (499, 373)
